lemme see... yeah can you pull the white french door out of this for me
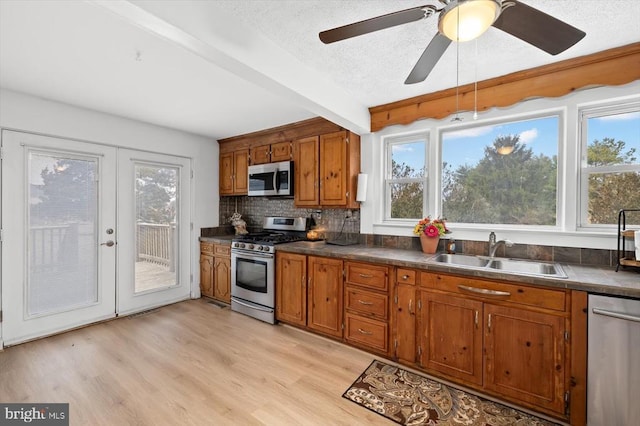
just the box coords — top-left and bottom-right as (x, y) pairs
(1, 132), (192, 346)
(116, 149), (191, 314)
(1, 131), (117, 345)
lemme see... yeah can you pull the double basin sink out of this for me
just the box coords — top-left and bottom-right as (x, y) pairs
(430, 253), (567, 279)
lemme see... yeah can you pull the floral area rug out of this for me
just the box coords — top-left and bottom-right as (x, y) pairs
(342, 360), (560, 426)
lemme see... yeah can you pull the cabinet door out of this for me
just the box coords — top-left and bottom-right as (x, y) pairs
(276, 252), (307, 326)
(250, 144), (270, 165)
(233, 150), (249, 194)
(213, 257), (231, 303)
(294, 136), (319, 207)
(319, 131), (347, 206)
(394, 283), (417, 363)
(420, 291), (484, 386)
(484, 304), (566, 414)
(307, 256), (343, 338)
(219, 152), (234, 195)
(199, 253), (214, 298)
(270, 141), (291, 162)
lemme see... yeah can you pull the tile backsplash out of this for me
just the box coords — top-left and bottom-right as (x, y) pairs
(216, 196), (627, 268)
(219, 196), (360, 240)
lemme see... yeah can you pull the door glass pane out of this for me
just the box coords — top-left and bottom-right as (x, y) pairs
(135, 164), (179, 292)
(28, 151), (98, 316)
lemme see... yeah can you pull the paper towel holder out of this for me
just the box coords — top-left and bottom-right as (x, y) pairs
(356, 173), (368, 202)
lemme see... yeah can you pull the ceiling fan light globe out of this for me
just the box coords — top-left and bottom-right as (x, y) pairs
(496, 145), (515, 155)
(439, 0), (501, 42)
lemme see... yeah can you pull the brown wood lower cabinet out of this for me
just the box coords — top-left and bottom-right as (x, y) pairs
(392, 268), (580, 423)
(199, 242), (230, 303)
(274, 255), (586, 424)
(419, 291), (484, 386)
(276, 253), (344, 339)
(275, 252), (307, 326)
(275, 255), (391, 354)
(344, 262), (391, 356)
(307, 256), (344, 338)
(213, 245), (231, 303)
(200, 248), (214, 298)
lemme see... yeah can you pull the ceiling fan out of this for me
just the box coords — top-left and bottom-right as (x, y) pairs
(319, 0), (586, 84)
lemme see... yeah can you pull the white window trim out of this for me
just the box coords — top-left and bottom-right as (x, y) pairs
(577, 101), (640, 231)
(384, 133), (429, 221)
(362, 81), (640, 250)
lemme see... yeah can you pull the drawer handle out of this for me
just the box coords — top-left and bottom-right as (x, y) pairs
(358, 300), (374, 306)
(358, 328), (373, 335)
(359, 273), (373, 278)
(458, 285), (510, 298)
(402, 274), (410, 280)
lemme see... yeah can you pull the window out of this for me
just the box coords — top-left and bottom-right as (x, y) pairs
(579, 103), (640, 227)
(385, 135), (426, 219)
(441, 115), (559, 226)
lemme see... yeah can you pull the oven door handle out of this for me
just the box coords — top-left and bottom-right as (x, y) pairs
(232, 251), (273, 260)
(232, 298), (274, 313)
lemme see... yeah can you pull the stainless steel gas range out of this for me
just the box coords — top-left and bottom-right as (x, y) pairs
(230, 217), (310, 324)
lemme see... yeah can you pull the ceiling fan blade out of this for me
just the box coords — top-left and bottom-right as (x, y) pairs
(319, 6), (429, 44)
(492, 0), (586, 55)
(405, 33), (451, 85)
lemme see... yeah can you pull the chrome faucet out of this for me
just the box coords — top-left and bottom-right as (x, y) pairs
(488, 231), (514, 258)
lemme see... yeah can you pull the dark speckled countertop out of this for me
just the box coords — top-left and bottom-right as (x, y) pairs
(273, 241), (640, 299)
(198, 236), (639, 298)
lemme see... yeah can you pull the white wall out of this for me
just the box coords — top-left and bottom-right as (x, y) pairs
(0, 88), (219, 300)
(360, 81), (640, 250)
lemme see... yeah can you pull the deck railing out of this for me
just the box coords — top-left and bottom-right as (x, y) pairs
(29, 222), (175, 272)
(136, 222), (176, 271)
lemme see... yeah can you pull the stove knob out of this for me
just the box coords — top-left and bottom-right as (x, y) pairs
(238, 243), (245, 249)
(248, 244), (254, 250)
(255, 245), (262, 251)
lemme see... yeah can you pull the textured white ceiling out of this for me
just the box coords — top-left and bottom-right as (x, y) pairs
(1, 1), (639, 140)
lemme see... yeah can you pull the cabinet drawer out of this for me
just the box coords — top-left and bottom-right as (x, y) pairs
(425, 273), (567, 311)
(345, 262), (389, 291)
(345, 286), (388, 319)
(396, 268), (417, 285)
(344, 313), (388, 354)
(200, 242), (214, 255)
(214, 244), (230, 257)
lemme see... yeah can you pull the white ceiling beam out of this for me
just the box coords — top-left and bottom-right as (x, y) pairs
(91, 0), (371, 135)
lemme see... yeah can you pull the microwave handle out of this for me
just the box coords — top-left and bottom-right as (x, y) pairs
(274, 169), (281, 192)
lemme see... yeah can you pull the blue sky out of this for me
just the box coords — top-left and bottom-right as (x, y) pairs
(392, 111), (640, 172)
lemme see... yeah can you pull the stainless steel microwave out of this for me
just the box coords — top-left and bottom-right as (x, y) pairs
(247, 160), (293, 197)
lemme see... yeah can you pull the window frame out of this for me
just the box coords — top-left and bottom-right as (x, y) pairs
(578, 101), (640, 230)
(438, 111), (563, 229)
(383, 132), (429, 222)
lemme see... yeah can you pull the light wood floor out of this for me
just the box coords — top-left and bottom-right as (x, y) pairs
(0, 299), (393, 425)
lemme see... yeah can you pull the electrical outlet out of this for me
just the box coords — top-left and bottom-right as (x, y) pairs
(345, 209), (352, 219)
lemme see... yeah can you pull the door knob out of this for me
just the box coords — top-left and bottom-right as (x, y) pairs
(100, 240), (115, 247)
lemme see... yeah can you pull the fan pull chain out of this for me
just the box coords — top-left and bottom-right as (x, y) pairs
(474, 38), (478, 120)
(452, 8), (462, 122)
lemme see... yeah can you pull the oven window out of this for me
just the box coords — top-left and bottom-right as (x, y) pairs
(236, 257), (268, 293)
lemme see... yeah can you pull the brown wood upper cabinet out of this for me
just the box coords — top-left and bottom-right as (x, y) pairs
(294, 130), (360, 209)
(219, 149), (249, 195)
(250, 141), (292, 165)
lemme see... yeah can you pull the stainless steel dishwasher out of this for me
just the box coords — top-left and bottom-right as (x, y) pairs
(588, 294), (640, 425)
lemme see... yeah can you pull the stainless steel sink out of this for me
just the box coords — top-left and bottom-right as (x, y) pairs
(487, 258), (567, 278)
(431, 253), (491, 268)
(430, 253), (567, 278)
